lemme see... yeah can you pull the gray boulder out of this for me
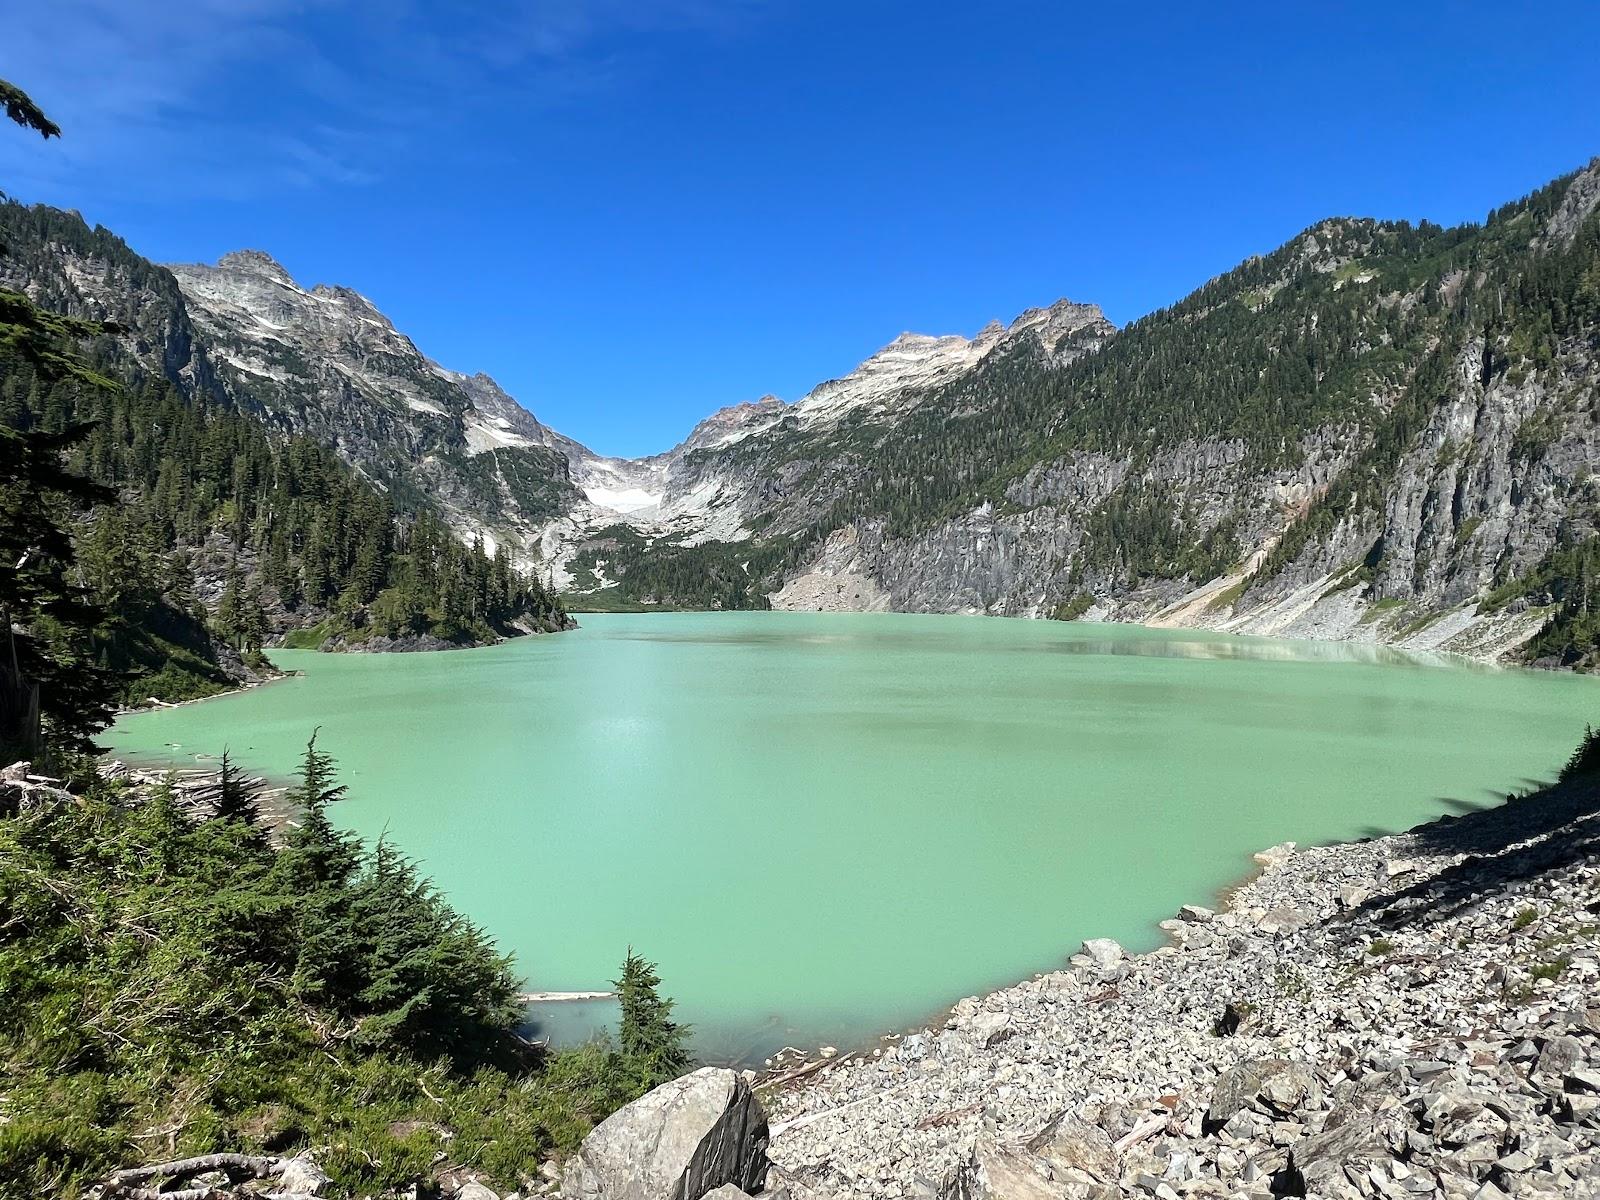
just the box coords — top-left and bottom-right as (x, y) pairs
(277, 1157), (331, 1196)
(1256, 907), (1310, 936)
(1030, 1117), (1117, 1183)
(1536, 1035), (1585, 1079)
(1205, 1058), (1319, 1130)
(968, 1011), (1012, 1047)
(962, 1135), (1115, 1200)
(1079, 939), (1124, 972)
(1290, 1086), (1411, 1192)
(562, 1068), (769, 1200)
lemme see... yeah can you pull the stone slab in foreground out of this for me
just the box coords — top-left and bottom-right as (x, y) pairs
(563, 1067), (769, 1200)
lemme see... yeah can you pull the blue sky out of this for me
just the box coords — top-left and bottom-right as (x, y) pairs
(3, 1), (1598, 457)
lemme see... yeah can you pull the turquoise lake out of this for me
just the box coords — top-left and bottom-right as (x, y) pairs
(106, 612), (1599, 1062)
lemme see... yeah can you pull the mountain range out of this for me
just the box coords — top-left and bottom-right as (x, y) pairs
(6, 155), (1600, 669)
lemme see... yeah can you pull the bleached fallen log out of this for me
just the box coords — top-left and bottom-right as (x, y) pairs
(519, 989), (615, 1002)
(1113, 1113), (1168, 1154)
(764, 1051), (859, 1090)
(97, 1151), (327, 1200)
(108, 1152), (283, 1185)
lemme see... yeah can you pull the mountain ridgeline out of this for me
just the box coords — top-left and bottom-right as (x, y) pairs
(6, 158), (1600, 677)
(0, 205), (570, 705)
(551, 157), (1600, 666)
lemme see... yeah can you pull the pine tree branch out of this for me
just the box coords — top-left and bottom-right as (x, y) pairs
(0, 80), (60, 139)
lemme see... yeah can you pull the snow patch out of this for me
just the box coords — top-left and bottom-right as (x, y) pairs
(584, 485), (662, 513)
(464, 416), (536, 454)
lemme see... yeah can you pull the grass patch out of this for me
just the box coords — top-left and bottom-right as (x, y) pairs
(1367, 938), (1396, 956)
(1273, 964), (1309, 1000)
(279, 620), (331, 650)
(1206, 578), (1248, 612)
(1049, 592), (1095, 621)
(1531, 955), (1571, 982)
(1513, 907), (1538, 931)
(1395, 608), (1447, 639)
(1359, 597), (1406, 625)
(1320, 561), (1372, 600)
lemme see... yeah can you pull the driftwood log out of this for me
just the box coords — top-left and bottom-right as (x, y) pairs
(93, 1152), (325, 1200)
(0, 761), (74, 815)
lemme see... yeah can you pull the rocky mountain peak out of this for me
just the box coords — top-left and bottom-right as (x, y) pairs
(213, 249), (294, 283)
(676, 394), (791, 454)
(974, 318), (1007, 344)
(883, 330), (961, 352)
(1006, 299), (1114, 353)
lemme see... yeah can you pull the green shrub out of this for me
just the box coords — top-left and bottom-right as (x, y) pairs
(1559, 725), (1600, 781)
(1531, 955), (1571, 982)
(1050, 592), (1096, 621)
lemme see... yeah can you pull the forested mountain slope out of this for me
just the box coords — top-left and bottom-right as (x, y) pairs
(0, 204), (569, 704)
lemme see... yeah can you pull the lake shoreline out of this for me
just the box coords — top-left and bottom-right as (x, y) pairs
(764, 769), (1600, 1195)
(747, 802), (1415, 1079)
(112, 620), (578, 726)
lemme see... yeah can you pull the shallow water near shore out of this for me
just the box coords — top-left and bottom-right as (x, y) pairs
(106, 612), (1599, 1062)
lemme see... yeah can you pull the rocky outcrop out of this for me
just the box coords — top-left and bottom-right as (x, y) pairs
(766, 773), (1600, 1198)
(562, 1068), (770, 1200)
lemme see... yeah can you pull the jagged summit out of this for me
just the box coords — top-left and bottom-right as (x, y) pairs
(211, 248), (294, 282)
(1007, 298), (1109, 351)
(792, 300), (1113, 429)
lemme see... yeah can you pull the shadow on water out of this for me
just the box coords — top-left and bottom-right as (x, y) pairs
(519, 998), (793, 1068)
(1335, 774), (1600, 942)
(1349, 790), (1526, 844)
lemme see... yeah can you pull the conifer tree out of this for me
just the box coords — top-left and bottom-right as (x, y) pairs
(281, 729), (357, 886)
(0, 80), (59, 140)
(273, 731), (364, 1001)
(211, 747), (261, 829)
(614, 948), (691, 1088)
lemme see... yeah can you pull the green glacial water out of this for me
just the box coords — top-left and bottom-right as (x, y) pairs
(107, 612), (1598, 1062)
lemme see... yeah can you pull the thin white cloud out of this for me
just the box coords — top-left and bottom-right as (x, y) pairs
(0, 0), (768, 203)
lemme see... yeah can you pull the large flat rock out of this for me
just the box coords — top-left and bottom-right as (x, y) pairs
(562, 1068), (769, 1200)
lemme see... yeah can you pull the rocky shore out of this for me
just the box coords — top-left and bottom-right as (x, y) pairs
(743, 776), (1600, 1199)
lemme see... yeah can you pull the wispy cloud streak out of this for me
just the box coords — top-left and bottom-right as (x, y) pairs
(0, 0), (768, 202)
